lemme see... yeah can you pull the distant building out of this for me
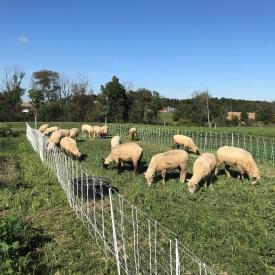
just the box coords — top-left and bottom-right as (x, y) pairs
(21, 102), (34, 113)
(226, 111), (255, 121)
(159, 106), (176, 113)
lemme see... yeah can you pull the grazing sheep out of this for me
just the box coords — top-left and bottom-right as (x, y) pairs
(47, 131), (63, 150)
(69, 128), (80, 140)
(43, 126), (58, 136)
(100, 125), (108, 138)
(102, 142), (143, 176)
(111, 136), (121, 150)
(92, 125), (108, 138)
(82, 124), (92, 136)
(144, 150), (189, 187)
(216, 146), (260, 184)
(172, 134), (200, 155)
(60, 137), (81, 159)
(187, 153), (217, 193)
(58, 129), (70, 137)
(129, 127), (137, 140)
(38, 124), (49, 133)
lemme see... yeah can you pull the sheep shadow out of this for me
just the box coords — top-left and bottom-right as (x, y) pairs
(72, 176), (119, 200)
(217, 168), (249, 180)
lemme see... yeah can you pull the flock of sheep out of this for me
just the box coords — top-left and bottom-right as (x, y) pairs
(38, 124), (261, 193)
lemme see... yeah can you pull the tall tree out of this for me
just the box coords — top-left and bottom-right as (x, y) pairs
(100, 76), (128, 122)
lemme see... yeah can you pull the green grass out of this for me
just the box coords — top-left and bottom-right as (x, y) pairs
(1, 124), (275, 274)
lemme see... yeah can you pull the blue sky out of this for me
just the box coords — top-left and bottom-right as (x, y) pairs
(0, 0), (274, 101)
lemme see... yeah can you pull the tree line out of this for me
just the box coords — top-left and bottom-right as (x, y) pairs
(0, 67), (274, 126)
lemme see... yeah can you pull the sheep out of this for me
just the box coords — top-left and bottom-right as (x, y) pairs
(38, 124), (49, 133)
(129, 127), (137, 140)
(144, 150), (189, 187)
(92, 125), (108, 138)
(43, 126), (58, 136)
(216, 146), (260, 184)
(82, 124), (92, 136)
(60, 137), (81, 159)
(102, 142), (143, 176)
(187, 153), (217, 193)
(69, 128), (80, 140)
(100, 125), (108, 138)
(111, 136), (121, 150)
(47, 130), (63, 150)
(58, 129), (70, 137)
(172, 134), (200, 155)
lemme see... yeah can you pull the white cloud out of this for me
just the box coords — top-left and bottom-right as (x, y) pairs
(17, 35), (30, 44)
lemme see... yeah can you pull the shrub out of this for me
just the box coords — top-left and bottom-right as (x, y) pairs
(0, 216), (47, 274)
(0, 123), (12, 137)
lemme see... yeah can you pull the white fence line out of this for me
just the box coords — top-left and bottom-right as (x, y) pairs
(26, 123), (216, 275)
(109, 124), (275, 164)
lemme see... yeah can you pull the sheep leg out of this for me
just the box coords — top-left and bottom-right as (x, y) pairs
(179, 166), (186, 183)
(161, 170), (166, 185)
(236, 163), (245, 181)
(224, 164), (231, 178)
(117, 160), (122, 174)
(133, 161), (138, 176)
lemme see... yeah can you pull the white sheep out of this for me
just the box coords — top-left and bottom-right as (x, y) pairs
(102, 142), (143, 176)
(216, 146), (260, 184)
(172, 134), (200, 155)
(129, 127), (137, 140)
(187, 153), (217, 193)
(47, 130), (63, 150)
(111, 136), (121, 150)
(43, 126), (58, 136)
(58, 129), (70, 137)
(69, 128), (80, 140)
(144, 150), (189, 187)
(100, 125), (108, 138)
(38, 124), (49, 133)
(60, 137), (81, 160)
(81, 124), (92, 136)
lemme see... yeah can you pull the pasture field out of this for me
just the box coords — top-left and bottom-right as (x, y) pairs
(1, 123), (275, 274)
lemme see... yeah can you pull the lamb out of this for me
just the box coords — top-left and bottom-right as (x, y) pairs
(38, 124), (49, 133)
(187, 153), (217, 193)
(60, 137), (81, 159)
(102, 142), (143, 176)
(81, 124), (92, 136)
(47, 130), (63, 150)
(58, 129), (70, 137)
(216, 146), (260, 184)
(100, 125), (108, 138)
(129, 127), (137, 140)
(111, 136), (121, 150)
(92, 125), (108, 138)
(172, 134), (200, 155)
(69, 128), (80, 140)
(43, 126), (58, 136)
(144, 150), (189, 187)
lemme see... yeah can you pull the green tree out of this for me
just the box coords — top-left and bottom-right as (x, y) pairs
(100, 76), (128, 122)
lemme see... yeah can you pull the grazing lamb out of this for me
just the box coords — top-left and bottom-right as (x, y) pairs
(111, 136), (121, 150)
(82, 124), (92, 136)
(102, 142), (143, 176)
(172, 134), (200, 155)
(144, 150), (189, 187)
(216, 146), (260, 184)
(129, 127), (137, 140)
(69, 128), (80, 140)
(38, 124), (49, 133)
(60, 137), (81, 160)
(43, 126), (58, 136)
(187, 153), (217, 193)
(47, 130), (63, 150)
(100, 125), (108, 138)
(58, 129), (70, 137)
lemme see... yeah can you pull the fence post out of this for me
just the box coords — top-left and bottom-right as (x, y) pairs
(109, 188), (121, 275)
(175, 238), (180, 275)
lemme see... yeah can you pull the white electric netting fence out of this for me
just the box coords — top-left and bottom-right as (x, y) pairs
(108, 124), (275, 164)
(26, 123), (216, 275)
